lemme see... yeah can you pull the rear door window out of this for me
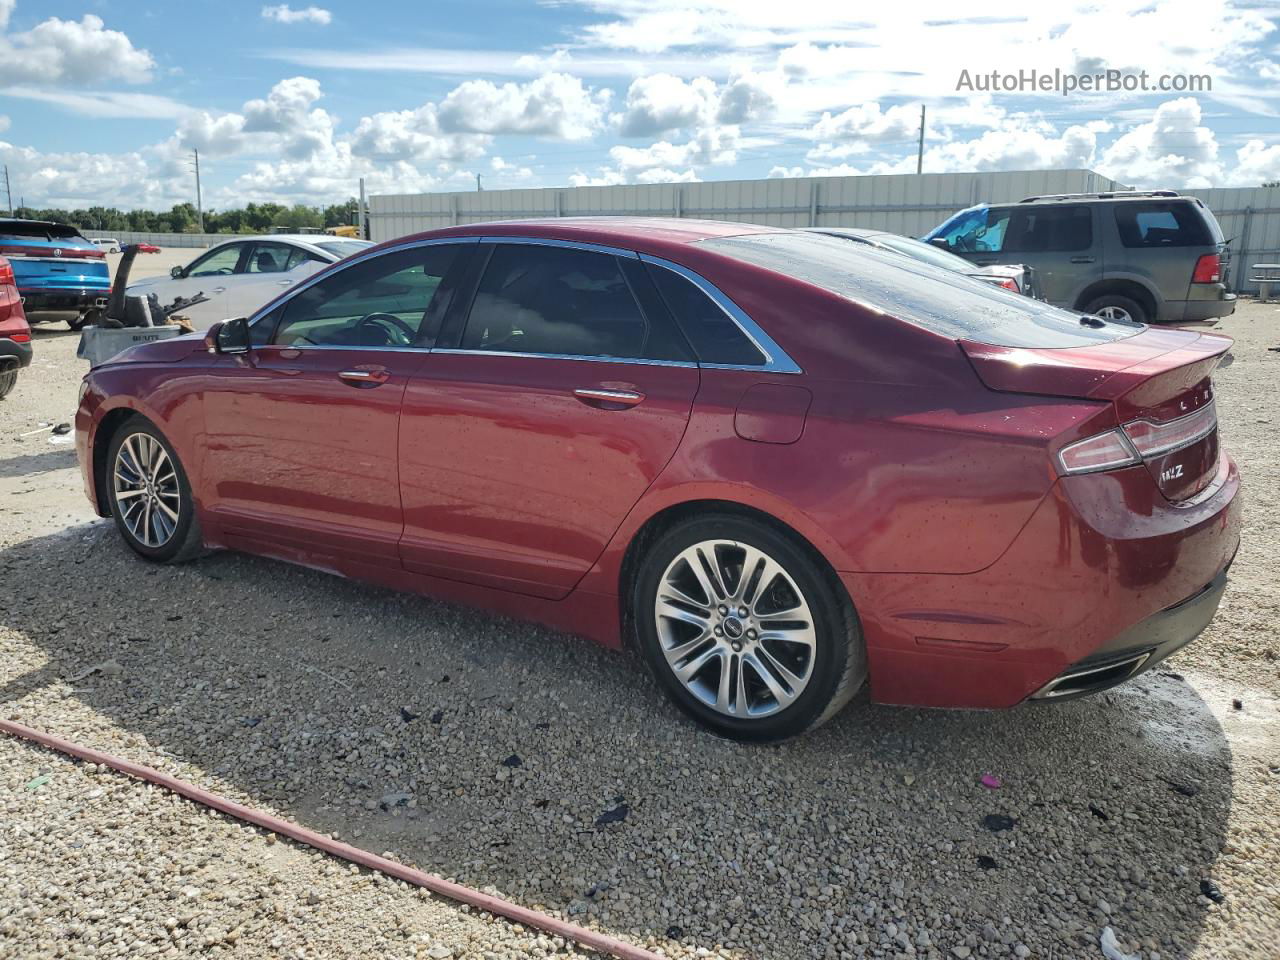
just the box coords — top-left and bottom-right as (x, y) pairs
(459, 244), (690, 362)
(646, 264), (765, 366)
(1003, 205), (1093, 252)
(1114, 202), (1215, 247)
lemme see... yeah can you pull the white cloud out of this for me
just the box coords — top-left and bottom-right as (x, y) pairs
(0, 115), (8, 134)
(438, 73), (611, 139)
(350, 105), (489, 164)
(1231, 140), (1280, 186)
(261, 4), (332, 25)
(1098, 97), (1220, 188)
(0, 140), (181, 208)
(616, 74), (718, 137)
(811, 103), (925, 143)
(0, 7), (154, 86)
(3, 86), (190, 119)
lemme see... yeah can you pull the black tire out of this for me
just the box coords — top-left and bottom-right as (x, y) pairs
(0, 369), (16, 400)
(1082, 293), (1147, 325)
(633, 514), (866, 742)
(105, 417), (205, 563)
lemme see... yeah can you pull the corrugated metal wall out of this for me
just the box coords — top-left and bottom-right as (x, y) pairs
(82, 230), (221, 248)
(369, 168), (1122, 239)
(369, 169), (1280, 294)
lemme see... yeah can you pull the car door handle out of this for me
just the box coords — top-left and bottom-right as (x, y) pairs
(212, 286), (227, 293)
(573, 387), (645, 408)
(277, 279), (294, 286)
(339, 368), (391, 386)
(1070, 257), (1095, 264)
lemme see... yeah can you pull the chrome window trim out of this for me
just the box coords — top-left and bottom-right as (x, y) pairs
(432, 347), (698, 368)
(474, 235), (642, 259)
(638, 254), (802, 375)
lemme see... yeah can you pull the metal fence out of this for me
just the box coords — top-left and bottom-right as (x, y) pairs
(368, 168), (1280, 295)
(81, 230), (220, 248)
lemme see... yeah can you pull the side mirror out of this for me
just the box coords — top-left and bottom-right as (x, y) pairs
(928, 237), (950, 250)
(170, 265), (185, 279)
(205, 317), (250, 355)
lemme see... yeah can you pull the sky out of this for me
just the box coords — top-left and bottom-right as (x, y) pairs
(0, 0), (1277, 212)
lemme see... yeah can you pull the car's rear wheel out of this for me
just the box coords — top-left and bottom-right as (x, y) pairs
(1083, 293), (1146, 325)
(0, 369), (16, 400)
(106, 418), (204, 563)
(634, 515), (866, 741)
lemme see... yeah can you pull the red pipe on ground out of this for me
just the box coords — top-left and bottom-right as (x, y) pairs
(0, 718), (665, 960)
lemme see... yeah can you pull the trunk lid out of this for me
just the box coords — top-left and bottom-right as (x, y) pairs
(961, 327), (1230, 501)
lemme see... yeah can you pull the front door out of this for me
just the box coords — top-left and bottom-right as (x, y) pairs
(397, 240), (700, 599)
(199, 242), (468, 565)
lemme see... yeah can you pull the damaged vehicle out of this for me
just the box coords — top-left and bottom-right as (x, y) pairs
(76, 219), (1241, 741)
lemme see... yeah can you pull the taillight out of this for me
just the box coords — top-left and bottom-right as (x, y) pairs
(1191, 253), (1221, 284)
(1057, 400), (1218, 476)
(997, 277), (1019, 292)
(10, 332), (30, 343)
(1057, 430), (1140, 474)
(1122, 401), (1217, 457)
(0, 259), (12, 285)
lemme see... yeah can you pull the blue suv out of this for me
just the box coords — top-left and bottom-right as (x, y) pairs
(0, 219), (110, 330)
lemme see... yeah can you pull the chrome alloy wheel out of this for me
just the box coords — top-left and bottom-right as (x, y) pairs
(112, 432), (181, 548)
(654, 539), (817, 719)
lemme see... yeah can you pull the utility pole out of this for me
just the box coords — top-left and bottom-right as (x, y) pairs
(476, 173), (483, 192)
(916, 105), (926, 175)
(189, 149), (205, 232)
(357, 177), (367, 239)
(2, 165), (12, 216)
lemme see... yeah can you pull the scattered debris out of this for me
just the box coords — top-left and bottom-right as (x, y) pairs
(1160, 776), (1200, 797)
(379, 792), (413, 812)
(430, 710), (444, 725)
(51, 422), (71, 435)
(1099, 926), (1139, 960)
(980, 773), (1002, 789)
(1089, 804), (1110, 821)
(24, 774), (51, 792)
(596, 801), (629, 827)
(534, 721), (550, 730)
(1158, 670), (1184, 681)
(399, 707), (420, 723)
(665, 925), (683, 939)
(976, 855), (998, 870)
(981, 814), (1016, 832)
(1231, 698), (1243, 710)
(1200, 878), (1225, 903)
(65, 660), (124, 683)
(240, 717), (262, 728)
(501, 754), (522, 768)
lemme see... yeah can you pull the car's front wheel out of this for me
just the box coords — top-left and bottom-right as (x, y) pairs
(106, 418), (205, 563)
(634, 515), (866, 741)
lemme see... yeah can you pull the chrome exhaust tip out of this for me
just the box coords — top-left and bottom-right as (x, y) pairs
(1030, 650), (1152, 700)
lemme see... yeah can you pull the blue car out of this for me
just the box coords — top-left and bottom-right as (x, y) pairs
(0, 219), (110, 329)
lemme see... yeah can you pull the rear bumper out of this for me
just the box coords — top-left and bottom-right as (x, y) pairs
(20, 288), (110, 320)
(0, 336), (33, 369)
(842, 453), (1242, 709)
(1164, 287), (1237, 323)
(1028, 565), (1229, 700)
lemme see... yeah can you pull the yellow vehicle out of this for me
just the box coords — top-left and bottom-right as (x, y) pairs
(325, 225), (360, 238)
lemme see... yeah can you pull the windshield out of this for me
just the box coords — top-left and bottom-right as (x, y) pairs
(699, 231), (1137, 349)
(920, 204), (1009, 253)
(314, 240), (374, 259)
(872, 233), (978, 273)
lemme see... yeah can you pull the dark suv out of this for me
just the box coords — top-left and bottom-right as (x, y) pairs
(922, 190), (1236, 325)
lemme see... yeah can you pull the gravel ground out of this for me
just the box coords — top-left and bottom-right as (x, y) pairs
(1, 302), (1277, 960)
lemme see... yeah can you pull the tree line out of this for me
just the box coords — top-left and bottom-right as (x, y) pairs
(6, 200), (360, 235)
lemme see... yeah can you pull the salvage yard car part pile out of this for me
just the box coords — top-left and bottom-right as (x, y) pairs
(0, 717), (665, 960)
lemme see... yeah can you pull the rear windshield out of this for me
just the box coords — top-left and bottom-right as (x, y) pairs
(700, 232), (1138, 349)
(0, 221), (85, 242)
(314, 240), (374, 258)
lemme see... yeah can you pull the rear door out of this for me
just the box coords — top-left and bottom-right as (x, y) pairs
(973, 204), (1099, 308)
(222, 241), (328, 320)
(200, 242), (468, 565)
(397, 239), (700, 599)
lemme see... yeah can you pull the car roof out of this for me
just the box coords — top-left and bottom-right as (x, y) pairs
(805, 226), (882, 240)
(395, 217), (782, 258)
(207, 234), (373, 256)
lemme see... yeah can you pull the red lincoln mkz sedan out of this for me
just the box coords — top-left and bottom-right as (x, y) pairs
(76, 219), (1242, 741)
